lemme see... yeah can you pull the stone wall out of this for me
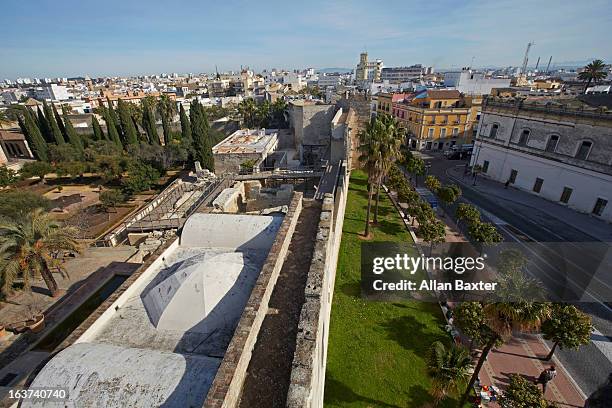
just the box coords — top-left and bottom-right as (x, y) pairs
(203, 192), (303, 408)
(286, 162), (349, 408)
(289, 103), (337, 161)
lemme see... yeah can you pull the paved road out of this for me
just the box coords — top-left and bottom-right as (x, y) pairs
(420, 151), (612, 397)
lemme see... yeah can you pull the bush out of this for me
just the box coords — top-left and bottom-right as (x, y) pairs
(0, 166), (18, 187)
(0, 190), (51, 219)
(99, 189), (125, 212)
(20, 161), (53, 182)
(121, 160), (160, 194)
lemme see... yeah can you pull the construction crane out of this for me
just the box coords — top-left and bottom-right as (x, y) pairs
(545, 56), (552, 74)
(521, 42), (534, 75)
(535, 56), (540, 71)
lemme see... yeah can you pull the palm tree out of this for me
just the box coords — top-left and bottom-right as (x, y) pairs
(271, 98), (288, 127)
(458, 301), (551, 407)
(578, 59), (608, 94)
(358, 118), (384, 237)
(427, 341), (472, 407)
(0, 209), (80, 297)
(238, 98), (258, 128)
(373, 114), (403, 224)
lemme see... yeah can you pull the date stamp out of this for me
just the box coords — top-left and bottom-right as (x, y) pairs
(4, 387), (69, 402)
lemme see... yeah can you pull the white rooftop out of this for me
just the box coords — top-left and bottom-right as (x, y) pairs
(25, 213), (283, 408)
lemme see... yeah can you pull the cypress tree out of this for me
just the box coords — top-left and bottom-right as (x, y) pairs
(62, 113), (84, 154)
(52, 104), (66, 140)
(179, 104), (190, 142)
(92, 115), (106, 141)
(22, 109), (49, 161)
(103, 110), (122, 148)
(142, 99), (159, 144)
(43, 101), (65, 145)
(189, 100), (214, 171)
(37, 107), (53, 143)
(161, 113), (170, 145)
(158, 95), (174, 145)
(117, 99), (138, 146)
(107, 98), (120, 130)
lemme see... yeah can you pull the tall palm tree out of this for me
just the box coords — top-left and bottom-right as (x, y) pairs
(458, 301), (551, 407)
(373, 114), (403, 224)
(271, 98), (288, 127)
(578, 59), (608, 94)
(238, 98), (258, 128)
(0, 209), (80, 297)
(427, 341), (472, 407)
(358, 118), (384, 237)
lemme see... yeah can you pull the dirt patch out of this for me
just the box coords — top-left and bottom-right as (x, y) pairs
(49, 193), (83, 210)
(238, 200), (322, 408)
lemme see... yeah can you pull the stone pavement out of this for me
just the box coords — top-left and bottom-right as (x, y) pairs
(447, 165), (612, 242)
(478, 333), (586, 407)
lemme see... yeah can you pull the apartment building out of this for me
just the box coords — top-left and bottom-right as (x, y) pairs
(377, 90), (477, 150)
(471, 97), (612, 222)
(443, 69), (511, 95)
(380, 65), (426, 83)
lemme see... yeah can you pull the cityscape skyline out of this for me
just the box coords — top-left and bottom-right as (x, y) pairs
(2, 0), (611, 79)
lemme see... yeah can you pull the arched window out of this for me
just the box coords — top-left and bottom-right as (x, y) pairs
(518, 129), (530, 145)
(545, 135), (560, 152)
(575, 140), (593, 160)
(489, 123), (499, 138)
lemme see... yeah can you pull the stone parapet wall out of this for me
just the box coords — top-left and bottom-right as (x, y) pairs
(203, 192), (304, 408)
(286, 163), (349, 408)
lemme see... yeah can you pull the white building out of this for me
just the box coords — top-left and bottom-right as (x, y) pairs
(444, 69), (511, 95)
(32, 84), (71, 101)
(471, 98), (612, 222)
(317, 73), (342, 89)
(380, 65), (424, 83)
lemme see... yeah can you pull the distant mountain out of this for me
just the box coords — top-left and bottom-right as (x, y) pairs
(317, 67), (353, 74)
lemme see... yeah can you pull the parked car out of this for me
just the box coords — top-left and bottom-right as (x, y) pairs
(444, 144), (473, 160)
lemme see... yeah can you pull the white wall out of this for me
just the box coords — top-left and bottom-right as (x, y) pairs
(473, 142), (612, 222)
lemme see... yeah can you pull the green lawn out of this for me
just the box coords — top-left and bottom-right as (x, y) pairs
(324, 170), (463, 408)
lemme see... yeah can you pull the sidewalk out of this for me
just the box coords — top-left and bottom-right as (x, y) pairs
(478, 333), (586, 407)
(446, 165), (612, 242)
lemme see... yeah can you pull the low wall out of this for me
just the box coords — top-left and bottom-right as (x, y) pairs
(286, 162), (349, 408)
(203, 192), (303, 408)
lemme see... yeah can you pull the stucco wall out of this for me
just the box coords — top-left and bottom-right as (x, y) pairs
(473, 142), (612, 222)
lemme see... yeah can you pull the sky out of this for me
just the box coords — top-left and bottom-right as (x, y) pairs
(1, 0), (611, 79)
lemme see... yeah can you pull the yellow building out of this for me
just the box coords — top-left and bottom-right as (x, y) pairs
(384, 90), (478, 150)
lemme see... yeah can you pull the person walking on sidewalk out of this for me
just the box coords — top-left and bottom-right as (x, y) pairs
(538, 365), (557, 394)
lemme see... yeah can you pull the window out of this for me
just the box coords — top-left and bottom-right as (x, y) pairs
(593, 198), (608, 216)
(453, 127), (459, 136)
(509, 169), (518, 184)
(533, 178), (544, 193)
(545, 135), (560, 152)
(440, 128), (447, 138)
(428, 128), (434, 137)
(575, 141), (592, 160)
(489, 124), (499, 138)
(518, 129), (530, 146)
(560, 187), (573, 204)
(482, 160), (490, 173)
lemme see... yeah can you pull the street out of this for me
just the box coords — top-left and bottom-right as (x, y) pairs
(418, 150), (612, 397)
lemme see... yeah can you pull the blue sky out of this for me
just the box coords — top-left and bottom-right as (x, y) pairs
(1, 0), (611, 78)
